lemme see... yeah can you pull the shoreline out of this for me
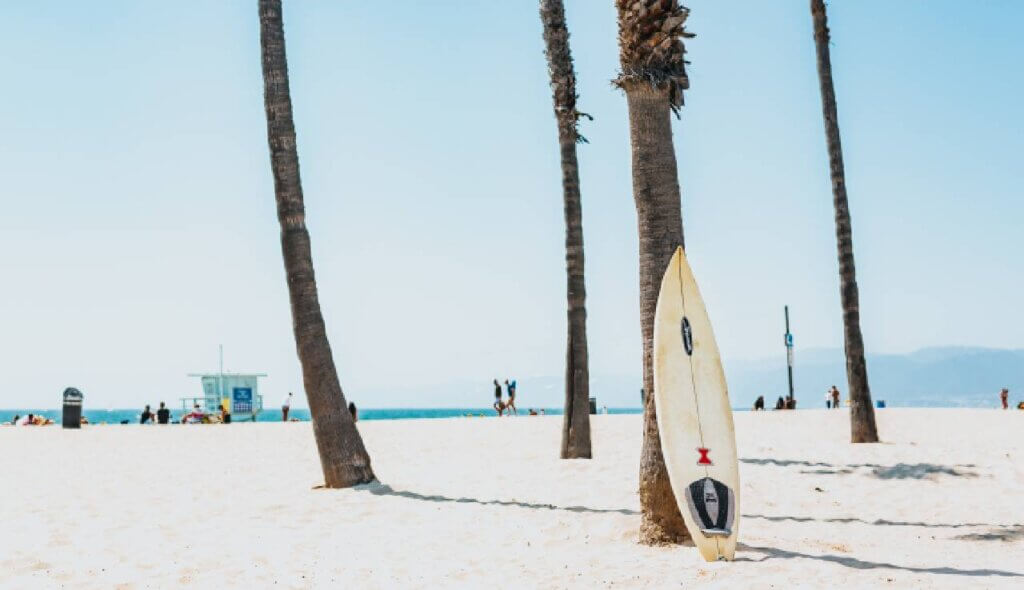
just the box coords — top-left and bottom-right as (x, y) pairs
(1, 405), (1017, 427)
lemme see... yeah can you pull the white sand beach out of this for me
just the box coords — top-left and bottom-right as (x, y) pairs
(2, 409), (1022, 588)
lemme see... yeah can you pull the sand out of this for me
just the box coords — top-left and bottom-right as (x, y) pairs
(1, 408), (1022, 588)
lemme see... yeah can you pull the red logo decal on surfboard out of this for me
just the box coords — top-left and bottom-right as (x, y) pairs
(697, 447), (713, 466)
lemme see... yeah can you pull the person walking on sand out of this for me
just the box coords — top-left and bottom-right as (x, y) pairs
(825, 390), (831, 409)
(505, 378), (517, 416)
(282, 392), (293, 422)
(1000, 388), (1009, 410)
(493, 379), (505, 417)
(830, 385), (841, 409)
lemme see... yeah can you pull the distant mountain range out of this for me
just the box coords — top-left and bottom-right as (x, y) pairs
(725, 346), (1024, 408)
(354, 347), (1023, 410)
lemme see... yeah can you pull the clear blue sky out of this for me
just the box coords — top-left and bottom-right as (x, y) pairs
(1, 1), (1021, 409)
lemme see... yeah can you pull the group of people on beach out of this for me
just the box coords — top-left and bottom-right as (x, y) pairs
(3, 414), (54, 426)
(493, 378), (517, 416)
(824, 385), (842, 409)
(753, 386), (843, 411)
(139, 402), (174, 424)
(752, 386), (1022, 411)
(751, 394), (798, 411)
(281, 392), (358, 423)
(136, 401), (219, 424)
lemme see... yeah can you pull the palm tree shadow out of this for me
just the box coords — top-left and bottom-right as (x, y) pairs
(735, 543), (1023, 577)
(355, 482), (641, 516)
(743, 513), (1022, 530)
(867, 463), (977, 479)
(953, 525), (1024, 542)
(740, 458), (979, 479)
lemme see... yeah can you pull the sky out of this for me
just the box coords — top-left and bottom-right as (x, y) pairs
(1, 1), (1021, 409)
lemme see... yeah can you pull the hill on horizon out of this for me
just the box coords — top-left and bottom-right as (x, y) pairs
(726, 346), (1024, 408)
(349, 347), (1023, 410)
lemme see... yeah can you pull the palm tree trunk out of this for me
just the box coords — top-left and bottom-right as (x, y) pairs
(614, 0), (694, 545)
(539, 0), (592, 460)
(626, 84), (690, 543)
(810, 0), (878, 443)
(258, 0), (376, 485)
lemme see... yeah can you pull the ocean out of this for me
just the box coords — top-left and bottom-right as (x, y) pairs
(0, 407), (643, 425)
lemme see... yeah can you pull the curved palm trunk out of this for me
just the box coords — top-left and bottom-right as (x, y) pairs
(810, 0), (878, 443)
(259, 0), (375, 486)
(614, 1), (693, 544)
(539, 0), (592, 459)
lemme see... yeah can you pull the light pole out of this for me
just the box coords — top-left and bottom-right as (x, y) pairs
(784, 306), (794, 405)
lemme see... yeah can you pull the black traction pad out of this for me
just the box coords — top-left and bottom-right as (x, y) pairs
(685, 477), (735, 537)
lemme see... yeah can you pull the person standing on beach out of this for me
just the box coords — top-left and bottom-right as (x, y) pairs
(505, 379), (517, 416)
(140, 405), (153, 424)
(493, 379), (505, 417)
(282, 392), (293, 422)
(831, 386), (841, 409)
(1000, 388), (1009, 409)
(825, 390), (831, 409)
(156, 402), (170, 424)
(348, 402), (358, 422)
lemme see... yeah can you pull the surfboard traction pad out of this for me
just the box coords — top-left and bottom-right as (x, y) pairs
(684, 477), (735, 537)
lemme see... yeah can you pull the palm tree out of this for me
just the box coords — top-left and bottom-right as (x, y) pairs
(809, 0), (878, 443)
(613, 0), (693, 543)
(258, 0), (376, 486)
(539, 0), (592, 459)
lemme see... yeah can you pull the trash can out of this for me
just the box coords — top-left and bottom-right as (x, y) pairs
(876, 400), (886, 409)
(589, 397), (597, 415)
(62, 387), (83, 429)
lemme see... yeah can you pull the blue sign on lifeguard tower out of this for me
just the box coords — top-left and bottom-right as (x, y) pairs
(233, 387), (253, 413)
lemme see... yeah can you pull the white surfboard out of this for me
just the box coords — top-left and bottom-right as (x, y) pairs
(653, 246), (740, 561)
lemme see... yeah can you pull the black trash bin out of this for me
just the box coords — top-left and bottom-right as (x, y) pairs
(62, 387), (83, 429)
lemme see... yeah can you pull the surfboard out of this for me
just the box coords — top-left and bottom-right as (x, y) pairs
(653, 246), (740, 561)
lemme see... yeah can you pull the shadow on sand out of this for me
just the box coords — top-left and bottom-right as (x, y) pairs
(740, 458), (978, 479)
(358, 484), (1021, 576)
(953, 525), (1024, 542)
(358, 484), (1020, 536)
(744, 513), (1023, 530)
(355, 482), (640, 515)
(736, 543), (1023, 577)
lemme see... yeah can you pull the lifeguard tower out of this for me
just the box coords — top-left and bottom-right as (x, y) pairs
(182, 347), (266, 421)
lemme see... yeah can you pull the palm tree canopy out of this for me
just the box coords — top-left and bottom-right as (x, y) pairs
(540, 0), (591, 143)
(613, 0), (694, 110)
